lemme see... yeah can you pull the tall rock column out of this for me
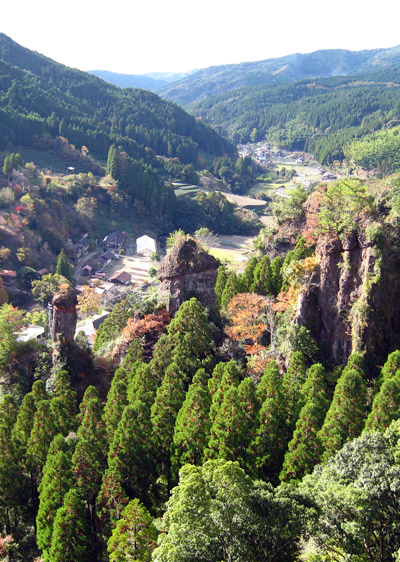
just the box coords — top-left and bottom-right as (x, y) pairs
(51, 285), (78, 347)
(158, 237), (219, 316)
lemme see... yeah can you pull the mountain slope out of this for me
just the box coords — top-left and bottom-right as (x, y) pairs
(0, 33), (235, 165)
(159, 45), (400, 106)
(188, 66), (400, 162)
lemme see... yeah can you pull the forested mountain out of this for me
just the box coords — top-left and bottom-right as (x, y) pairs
(4, 31), (400, 562)
(0, 33), (235, 165)
(88, 70), (196, 92)
(160, 44), (400, 106)
(189, 67), (400, 163)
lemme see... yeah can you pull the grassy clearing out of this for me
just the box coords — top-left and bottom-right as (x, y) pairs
(20, 149), (100, 174)
(209, 234), (254, 267)
(174, 187), (200, 197)
(249, 183), (276, 196)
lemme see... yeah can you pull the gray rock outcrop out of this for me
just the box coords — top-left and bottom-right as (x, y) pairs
(158, 237), (219, 315)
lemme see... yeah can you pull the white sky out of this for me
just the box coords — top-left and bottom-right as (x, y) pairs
(2, 0), (400, 75)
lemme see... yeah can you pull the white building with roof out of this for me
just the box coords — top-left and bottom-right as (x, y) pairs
(136, 235), (156, 256)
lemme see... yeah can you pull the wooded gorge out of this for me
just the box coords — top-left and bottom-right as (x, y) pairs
(2, 34), (400, 562)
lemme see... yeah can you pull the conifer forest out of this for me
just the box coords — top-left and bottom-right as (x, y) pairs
(2, 33), (400, 562)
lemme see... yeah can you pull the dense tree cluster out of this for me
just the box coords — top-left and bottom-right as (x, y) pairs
(2, 288), (400, 560)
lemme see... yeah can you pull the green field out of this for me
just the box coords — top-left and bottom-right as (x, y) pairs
(173, 186), (201, 197)
(19, 150), (101, 174)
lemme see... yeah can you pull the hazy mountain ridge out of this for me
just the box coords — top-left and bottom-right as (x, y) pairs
(88, 69), (197, 91)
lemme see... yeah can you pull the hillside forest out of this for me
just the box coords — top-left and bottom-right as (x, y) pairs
(2, 34), (400, 562)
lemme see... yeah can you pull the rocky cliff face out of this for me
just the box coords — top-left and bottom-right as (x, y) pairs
(295, 227), (400, 371)
(51, 285), (78, 345)
(158, 238), (219, 315)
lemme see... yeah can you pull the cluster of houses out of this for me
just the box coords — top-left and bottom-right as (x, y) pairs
(80, 231), (156, 291)
(238, 142), (308, 166)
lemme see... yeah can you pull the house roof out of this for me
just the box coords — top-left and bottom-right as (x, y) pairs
(0, 269), (17, 279)
(110, 271), (131, 284)
(17, 325), (45, 342)
(103, 231), (126, 246)
(37, 268), (49, 276)
(92, 312), (110, 330)
(101, 250), (118, 260)
(137, 235), (156, 252)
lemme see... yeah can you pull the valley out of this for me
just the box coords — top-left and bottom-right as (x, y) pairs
(1, 33), (400, 562)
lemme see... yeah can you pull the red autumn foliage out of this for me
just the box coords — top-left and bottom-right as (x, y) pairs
(117, 308), (171, 361)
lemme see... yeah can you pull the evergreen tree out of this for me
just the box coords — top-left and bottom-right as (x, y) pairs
(109, 401), (153, 503)
(208, 360), (241, 432)
(167, 297), (216, 379)
(12, 392), (37, 452)
(208, 361), (228, 397)
(56, 249), (72, 280)
(171, 369), (211, 481)
(150, 333), (175, 384)
(251, 368), (286, 483)
(26, 399), (57, 529)
(50, 369), (78, 436)
(31, 379), (48, 405)
(103, 376), (128, 445)
(220, 271), (241, 309)
(280, 364), (329, 482)
(236, 377), (259, 467)
(48, 488), (92, 562)
(27, 400), (56, 476)
(0, 395), (18, 433)
(280, 399), (328, 483)
(0, 405), (26, 537)
(151, 363), (186, 488)
(256, 360), (281, 404)
(122, 339), (144, 370)
(364, 371), (400, 433)
(106, 144), (119, 178)
(270, 256), (283, 296)
(250, 255), (273, 295)
(96, 468), (129, 540)
(318, 368), (367, 461)
(241, 256), (259, 293)
(72, 398), (108, 505)
(375, 350), (400, 394)
(300, 363), (327, 402)
(112, 366), (130, 385)
(77, 385), (99, 424)
(98, 400), (154, 538)
(150, 299), (215, 384)
(281, 351), (307, 435)
(107, 498), (157, 562)
(72, 397), (108, 559)
(127, 361), (157, 407)
(207, 385), (253, 466)
(36, 434), (74, 556)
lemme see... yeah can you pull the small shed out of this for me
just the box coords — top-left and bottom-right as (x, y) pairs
(136, 235), (156, 256)
(82, 264), (92, 276)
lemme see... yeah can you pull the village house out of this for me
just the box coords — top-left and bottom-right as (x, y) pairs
(17, 324), (45, 342)
(102, 231), (126, 250)
(136, 235), (156, 257)
(110, 271), (132, 285)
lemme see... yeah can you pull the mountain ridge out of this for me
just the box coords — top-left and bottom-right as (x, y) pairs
(158, 45), (400, 106)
